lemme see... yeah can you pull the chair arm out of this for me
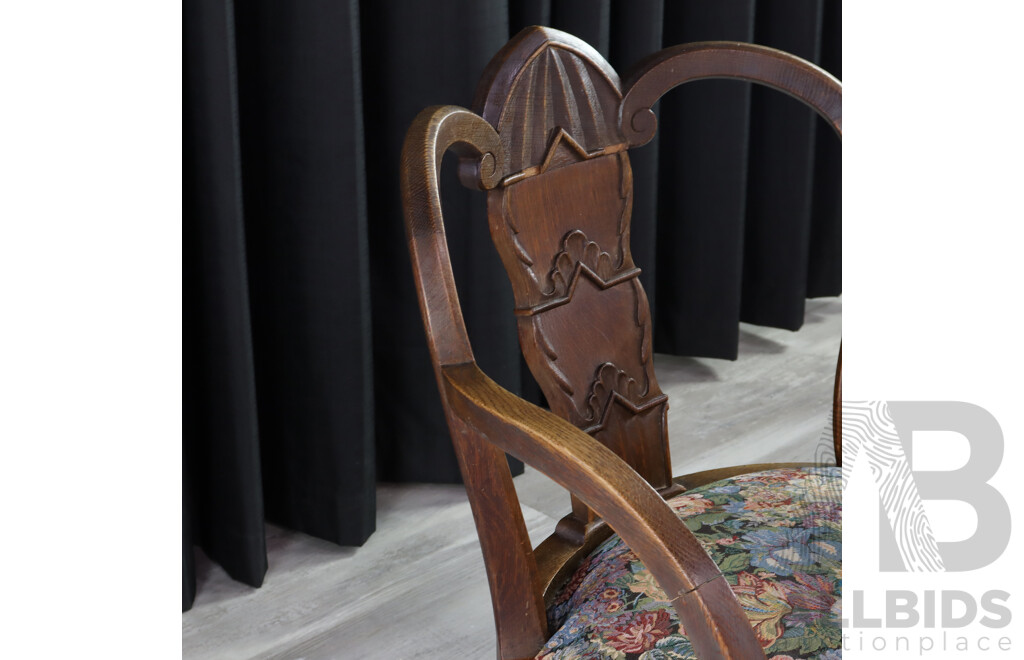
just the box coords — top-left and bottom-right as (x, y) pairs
(442, 362), (766, 660)
(400, 105), (504, 370)
(620, 41), (842, 146)
(619, 40), (844, 467)
(834, 346), (842, 466)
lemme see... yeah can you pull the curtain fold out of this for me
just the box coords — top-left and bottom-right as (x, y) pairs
(807, 0), (843, 298)
(653, 1), (757, 358)
(183, 0), (841, 610)
(183, 0), (267, 600)
(232, 0), (376, 548)
(360, 0), (519, 485)
(740, 0), (825, 330)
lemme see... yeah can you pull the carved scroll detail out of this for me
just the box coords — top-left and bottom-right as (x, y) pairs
(543, 230), (617, 298)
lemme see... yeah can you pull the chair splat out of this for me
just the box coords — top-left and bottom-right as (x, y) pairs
(476, 27), (674, 503)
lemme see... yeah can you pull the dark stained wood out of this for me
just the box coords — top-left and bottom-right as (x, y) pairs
(401, 105), (501, 368)
(618, 38), (845, 471)
(473, 26), (623, 179)
(401, 106), (549, 659)
(534, 516), (612, 606)
(477, 27), (675, 540)
(400, 26), (842, 660)
(444, 362), (765, 660)
(620, 41), (843, 146)
(674, 463), (820, 491)
(834, 346), (842, 466)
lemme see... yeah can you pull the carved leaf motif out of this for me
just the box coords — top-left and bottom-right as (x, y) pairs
(534, 317), (574, 396)
(498, 189), (542, 294)
(543, 230), (616, 297)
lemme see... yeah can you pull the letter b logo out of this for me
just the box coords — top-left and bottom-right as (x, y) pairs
(843, 401), (1010, 572)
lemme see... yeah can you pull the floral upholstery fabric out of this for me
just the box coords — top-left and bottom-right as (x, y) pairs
(539, 467), (841, 660)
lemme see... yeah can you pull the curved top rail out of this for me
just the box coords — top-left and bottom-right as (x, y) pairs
(620, 41), (842, 147)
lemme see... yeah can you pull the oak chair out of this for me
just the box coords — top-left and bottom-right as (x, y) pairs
(401, 27), (841, 660)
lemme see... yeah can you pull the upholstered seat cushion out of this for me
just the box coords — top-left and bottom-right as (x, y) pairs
(539, 467), (842, 660)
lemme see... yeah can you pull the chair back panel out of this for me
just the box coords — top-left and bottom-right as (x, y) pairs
(475, 27), (671, 490)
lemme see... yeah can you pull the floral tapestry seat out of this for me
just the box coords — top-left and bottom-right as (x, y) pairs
(539, 467), (842, 660)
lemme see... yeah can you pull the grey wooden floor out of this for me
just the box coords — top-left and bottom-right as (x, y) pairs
(183, 297), (840, 660)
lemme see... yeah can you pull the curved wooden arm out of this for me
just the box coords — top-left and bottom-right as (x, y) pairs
(834, 345), (842, 466)
(403, 107), (555, 659)
(620, 41), (842, 146)
(621, 42), (844, 472)
(443, 362), (766, 660)
(400, 105), (504, 368)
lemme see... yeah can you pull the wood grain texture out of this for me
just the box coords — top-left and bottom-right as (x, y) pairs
(473, 26), (623, 179)
(402, 105), (550, 660)
(674, 463), (818, 490)
(834, 346), (842, 466)
(400, 105), (503, 370)
(478, 28), (674, 533)
(620, 41), (843, 146)
(443, 363), (764, 659)
(400, 73), (767, 656)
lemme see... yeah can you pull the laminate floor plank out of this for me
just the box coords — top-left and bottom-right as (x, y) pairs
(184, 485), (556, 659)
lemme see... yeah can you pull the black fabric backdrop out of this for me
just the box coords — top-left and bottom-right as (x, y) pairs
(183, 0), (840, 610)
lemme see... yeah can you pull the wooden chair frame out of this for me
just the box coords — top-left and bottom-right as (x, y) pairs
(401, 27), (841, 660)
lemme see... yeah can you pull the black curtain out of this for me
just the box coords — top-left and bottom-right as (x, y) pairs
(184, 0), (840, 610)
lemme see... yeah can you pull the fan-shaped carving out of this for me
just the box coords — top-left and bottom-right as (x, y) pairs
(496, 46), (621, 177)
(475, 27), (623, 179)
(543, 230), (617, 297)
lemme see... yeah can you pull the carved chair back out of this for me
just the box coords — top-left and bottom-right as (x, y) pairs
(478, 30), (674, 532)
(401, 26), (841, 660)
